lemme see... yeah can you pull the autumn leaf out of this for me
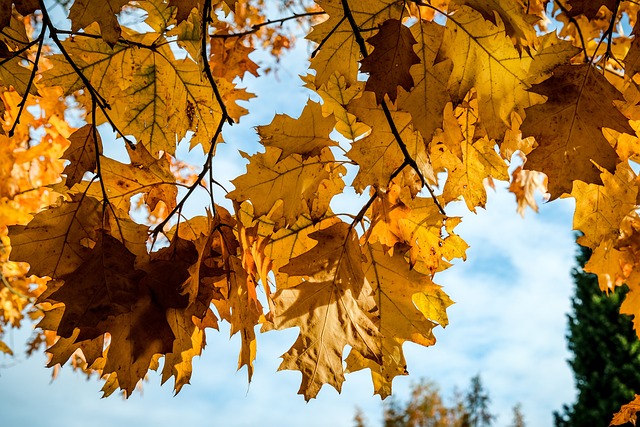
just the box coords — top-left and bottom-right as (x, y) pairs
(308, 0), (403, 86)
(227, 146), (344, 226)
(7, 195), (103, 278)
(565, 0), (617, 20)
(611, 394), (640, 425)
(275, 221), (382, 399)
(306, 73), (369, 141)
(0, 1), (38, 30)
(523, 64), (632, 199)
(360, 19), (421, 104)
(259, 101), (338, 159)
(347, 92), (426, 192)
(48, 234), (145, 338)
(452, 0), (540, 49)
(68, 0), (130, 45)
(396, 20), (452, 143)
(570, 163), (638, 249)
(62, 124), (101, 187)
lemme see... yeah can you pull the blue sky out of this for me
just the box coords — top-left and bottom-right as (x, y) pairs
(0, 24), (580, 427)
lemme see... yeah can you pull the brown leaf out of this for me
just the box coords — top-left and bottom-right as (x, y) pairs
(565, 0), (617, 20)
(611, 394), (640, 425)
(0, 0), (38, 29)
(360, 19), (421, 104)
(522, 64), (630, 199)
(62, 124), (101, 187)
(49, 234), (145, 338)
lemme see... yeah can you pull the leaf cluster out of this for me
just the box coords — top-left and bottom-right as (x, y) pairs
(2, 1), (640, 422)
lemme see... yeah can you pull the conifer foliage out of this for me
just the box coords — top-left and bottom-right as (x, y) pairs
(2, 0), (640, 422)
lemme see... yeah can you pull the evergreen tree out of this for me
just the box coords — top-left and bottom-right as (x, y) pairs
(464, 375), (495, 427)
(554, 245), (640, 426)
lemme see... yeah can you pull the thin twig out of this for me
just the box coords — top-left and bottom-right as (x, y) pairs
(151, 117), (225, 238)
(311, 15), (346, 58)
(8, 27), (46, 137)
(555, 0), (590, 63)
(203, 0), (233, 125)
(340, 0), (445, 215)
(39, 0), (136, 149)
(211, 11), (327, 39)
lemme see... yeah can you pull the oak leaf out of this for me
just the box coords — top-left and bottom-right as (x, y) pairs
(227, 146), (343, 226)
(565, 0), (616, 20)
(611, 394), (640, 426)
(275, 221), (382, 399)
(7, 195), (102, 278)
(259, 101), (338, 159)
(347, 92), (427, 192)
(308, 0), (403, 86)
(523, 64), (632, 199)
(68, 0), (130, 45)
(307, 73), (369, 141)
(0, 0), (38, 30)
(570, 162), (638, 249)
(62, 124), (101, 187)
(396, 20), (452, 143)
(360, 19), (421, 104)
(49, 234), (145, 339)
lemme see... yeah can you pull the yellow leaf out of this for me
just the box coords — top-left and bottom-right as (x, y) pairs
(440, 7), (576, 139)
(68, 0), (130, 45)
(7, 195), (103, 278)
(227, 147), (343, 226)
(309, 73), (369, 141)
(397, 20), (452, 143)
(570, 162), (638, 249)
(347, 92), (426, 192)
(259, 100), (337, 159)
(610, 394), (640, 426)
(275, 221), (382, 399)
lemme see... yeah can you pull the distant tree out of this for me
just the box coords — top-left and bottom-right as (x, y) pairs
(554, 246), (640, 427)
(356, 376), (502, 427)
(382, 380), (466, 427)
(354, 408), (368, 427)
(509, 404), (525, 427)
(464, 375), (495, 427)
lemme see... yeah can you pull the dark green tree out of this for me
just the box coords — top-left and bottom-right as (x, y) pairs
(464, 375), (494, 427)
(554, 245), (640, 427)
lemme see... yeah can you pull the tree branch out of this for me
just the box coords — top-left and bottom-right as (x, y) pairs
(340, 0), (445, 215)
(39, 0), (136, 149)
(8, 27), (45, 137)
(211, 11), (327, 39)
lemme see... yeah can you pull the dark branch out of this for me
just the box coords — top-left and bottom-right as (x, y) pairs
(211, 11), (326, 40)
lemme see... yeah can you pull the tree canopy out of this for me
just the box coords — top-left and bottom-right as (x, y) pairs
(2, 0), (640, 422)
